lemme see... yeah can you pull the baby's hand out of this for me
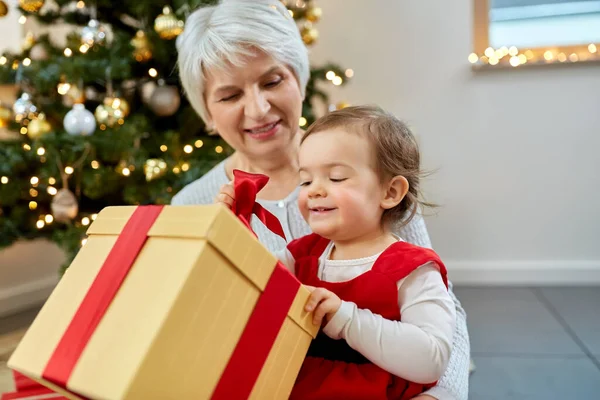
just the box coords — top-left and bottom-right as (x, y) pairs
(304, 286), (342, 327)
(214, 182), (235, 209)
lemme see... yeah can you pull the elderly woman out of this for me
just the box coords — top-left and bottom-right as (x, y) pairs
(173, 1), (470, 399)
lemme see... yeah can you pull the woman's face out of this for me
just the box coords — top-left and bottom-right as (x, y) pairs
(204, 50), (304, 160)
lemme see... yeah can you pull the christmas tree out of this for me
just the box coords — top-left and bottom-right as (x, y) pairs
(0, 0), (350, 272)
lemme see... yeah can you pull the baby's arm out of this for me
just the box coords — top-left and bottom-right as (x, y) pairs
(272, 247), (296, 275)
(323, 262), (455, 384)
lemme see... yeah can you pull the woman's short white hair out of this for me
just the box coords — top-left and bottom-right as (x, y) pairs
(176, 0), (309, 123)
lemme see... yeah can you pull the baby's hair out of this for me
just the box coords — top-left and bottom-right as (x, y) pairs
(301, 105), (435, 227)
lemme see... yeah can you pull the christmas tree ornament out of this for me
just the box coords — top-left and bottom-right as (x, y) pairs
(301, 22), (318, 45)
(61, 85), (85, 107)
(149, 83), (180, 117)
(305, 5), (322, 22)
(0, 104), (11, 126)
(95, 96), (129, 127)
(131, 30), (152, 62)
(140, 80), (157, 104)
(19, 0), (44, 13)
(27, 114), (51, 139)
(336, 101), (351, 110)
(64, 103), (96, 136)
(29, 43), (48, 61)
(22, 32), (36, 51)
(0, 1), (8, 18)
(81, 19), (107, 46)
(144, 158), (167, 181)
(154, 6), (184, 40)
(13, 92), (37, 121)
(51, 188), (78, 223)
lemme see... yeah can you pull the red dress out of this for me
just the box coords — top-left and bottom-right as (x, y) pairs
(287, 234), (448, 400)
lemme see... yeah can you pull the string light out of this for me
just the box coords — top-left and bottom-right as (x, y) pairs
(332, 76), (343, 86)
(22, 58), (31, 66)
(0, 56), (6, 65)
(36, 220), (45, 229)
(29, 189), (38, 197)
(45, 215), (54, 224)
(1, 176), (8, 184)
(215, 146), (224, 154)
(65, 166), (74, 175)
(47, 186), (57, 195)
(173, 166), (181, 174)
(77, 1), (85, 8)
(37, 147), (45, 156)
(20, 127), (28, 135)
(183, 145), (193, 154)
(79, 44), (90, 53)
(23, 144), (31, 151)
(194, 140), (203, 148)
(29, 201), (37, 210)
(30, 177), (39, 185)
(48, 177), (56, 185)
(121, 167), (131, 176)
(81, 238), (88, 246)
(148, 68), (158, 77)
(19, 16), (27, 24)
(299, 117), (307, 127)
(181, 163), (190, 172)
(345, 69), (354, 78)
(325, 71), (336, 80)
(64, 48), (73, 57)
(91, 213), (98, 220)
(470, 43), (599, 69)
(82, 217), (91, 226)
(160, 145), (168, 152)
(91, 160), (100, 169)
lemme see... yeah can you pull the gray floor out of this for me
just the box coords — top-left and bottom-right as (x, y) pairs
(455, 286), (600, 400)
(1, 287), (600, 398)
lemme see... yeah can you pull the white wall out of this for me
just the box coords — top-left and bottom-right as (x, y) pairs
(308, 0), (600, 284)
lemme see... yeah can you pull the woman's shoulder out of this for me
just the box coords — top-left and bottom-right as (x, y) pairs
(171, 160), (228, 205)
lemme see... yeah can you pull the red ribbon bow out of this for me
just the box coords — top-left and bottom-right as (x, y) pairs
(231, 169), (286, 241)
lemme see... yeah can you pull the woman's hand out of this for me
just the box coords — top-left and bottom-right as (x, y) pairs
(304, 285), (342, 326)
(214, 182), (235, 209)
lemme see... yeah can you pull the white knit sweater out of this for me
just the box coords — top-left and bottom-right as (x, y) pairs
(172, 160), (470, 400)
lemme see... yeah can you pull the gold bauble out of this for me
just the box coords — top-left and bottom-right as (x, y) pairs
(131, 30), (152, 62)
(22, 32), (35, 51)
(154, 6), (184, 40)
(19, 0), (44, 13)
(95, 96), (129, 127)
(51, 188), (78, 223)
(301, 23), (318, 45)
(61, 85), (85, 107)
(0, 1), (8, 18)
(336, 101), (351, 110)
(144, 158), (167, 182)
(27, 115), (51, 139)
(305, 6), (322, 22)
(0, 104), (11, 125)
(149, 85), (180, 117)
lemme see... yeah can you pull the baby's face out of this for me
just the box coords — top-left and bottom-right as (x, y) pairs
(298, 129), (386, 241)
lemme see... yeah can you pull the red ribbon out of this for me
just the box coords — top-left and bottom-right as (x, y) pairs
(41, 206), (164, 391)
(211, 170), (300, 399)
(231, 169), (286, 241)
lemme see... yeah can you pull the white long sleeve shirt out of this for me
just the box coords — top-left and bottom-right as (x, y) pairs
(276, 240), (456, 385)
